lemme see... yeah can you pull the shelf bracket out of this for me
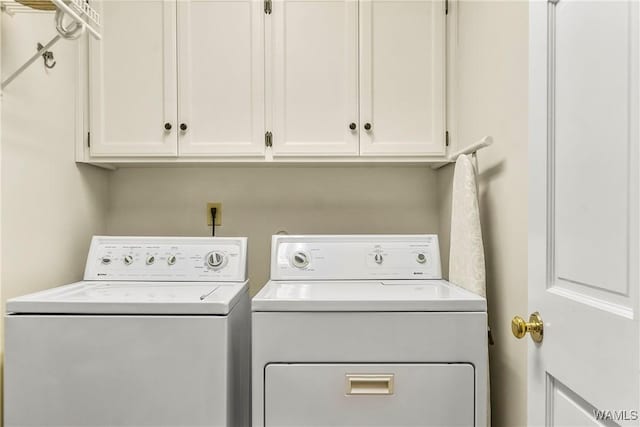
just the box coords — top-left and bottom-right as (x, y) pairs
(50, 0), (101, 40)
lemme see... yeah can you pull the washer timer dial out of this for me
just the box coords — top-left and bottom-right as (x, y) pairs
(291, 251), (310, 269)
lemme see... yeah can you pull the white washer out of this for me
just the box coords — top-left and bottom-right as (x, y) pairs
(252, 235), (488, 427)
(5, 236), (251, 427)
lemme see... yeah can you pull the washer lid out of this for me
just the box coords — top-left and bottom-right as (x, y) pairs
(6, 281), (248, 315)
(251, 280), (486, 312)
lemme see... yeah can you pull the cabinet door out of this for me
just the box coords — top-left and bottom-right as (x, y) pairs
(269, 0), (359, 156)
(177, 0), (265, 156)
(89, 1), (177, 157)
(359, 0), (446, 156)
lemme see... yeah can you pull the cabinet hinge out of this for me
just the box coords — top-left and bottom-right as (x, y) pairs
(87, 131), (91, 147)
(265, 131), (273, 147)
(265, 0), (272, 14)
(445, 0), (448, 15)
(445, 131), (450, 147)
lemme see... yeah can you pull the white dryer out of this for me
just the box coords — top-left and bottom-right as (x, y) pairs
(5, 236), (251, 427)
(252, 235), (488, 427)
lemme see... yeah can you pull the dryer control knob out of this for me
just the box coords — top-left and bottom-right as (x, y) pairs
(291, 251), (310, 269)
(416, 253), (427, 264)
(374, 253), (384, 264)
(146, 255), (155, 265)
(101, 256), (112, 265)
(206, 251), (225, 269)
(123, 255), (134, 266)
(167, 255), (177, 266)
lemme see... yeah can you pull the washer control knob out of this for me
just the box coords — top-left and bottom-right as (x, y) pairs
(206, 251), (225, 269)
(416, 253), (427, 264)
(123, 255), (134, 266)
(101, 256), (112, 265)
(167, 255), (177, 266)
(374, 253), (384, 264)
(291, 251), (310, 269)
(146, 255), (155, 265)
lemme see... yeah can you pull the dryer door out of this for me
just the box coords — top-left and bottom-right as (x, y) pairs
(264, 363), (475, 427)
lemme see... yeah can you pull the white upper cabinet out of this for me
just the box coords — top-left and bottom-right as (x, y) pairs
(89, 0), (178, 157)
(269, 0), (359, 156)
(359, 0), (446, 156)
(83, 0), (450, 163)
(177, 0), (265, 156)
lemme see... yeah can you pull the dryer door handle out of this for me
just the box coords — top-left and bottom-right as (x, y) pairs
(345, 374), (394, 395)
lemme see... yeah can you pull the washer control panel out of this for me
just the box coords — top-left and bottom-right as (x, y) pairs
(272, 235), (442, 280)
(84, 236), (247, 282)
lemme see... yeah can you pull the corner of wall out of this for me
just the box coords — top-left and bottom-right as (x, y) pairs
(435, 164), (454, 278)
(1, 12), (110, 425)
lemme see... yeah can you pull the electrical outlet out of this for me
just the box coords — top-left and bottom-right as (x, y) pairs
(207, 202), (222, 226)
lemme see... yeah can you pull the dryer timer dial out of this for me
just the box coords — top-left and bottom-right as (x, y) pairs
(206, 251), (226, 269)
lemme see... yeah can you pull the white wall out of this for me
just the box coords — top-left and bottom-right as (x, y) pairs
(107, 166), (441, 294)
(437, 2), (529, 426)
(1, 12), (110, 421)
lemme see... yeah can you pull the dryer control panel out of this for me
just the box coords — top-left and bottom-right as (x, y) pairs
(271, 235), (442, 281)
(84, 236), (248, 282)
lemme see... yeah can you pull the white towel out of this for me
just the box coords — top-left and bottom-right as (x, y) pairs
(449, 154), (490, 425)
(449, 154), (486, 296)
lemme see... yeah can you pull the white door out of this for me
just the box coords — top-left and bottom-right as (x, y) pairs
(89, 0), (177, 157)
(268, 0), (359, 156)
(177, 0), (265, 157)
(359, 0), (445, 156)
(529, 1), (639, 425)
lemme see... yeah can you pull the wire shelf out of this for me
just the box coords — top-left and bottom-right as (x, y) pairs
(68, 0), (100, 27)
(1, 0), (56, 14)
(1, 0), (101, 38)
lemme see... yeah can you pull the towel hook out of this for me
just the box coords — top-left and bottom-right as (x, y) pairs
(36, 43), (56, 69)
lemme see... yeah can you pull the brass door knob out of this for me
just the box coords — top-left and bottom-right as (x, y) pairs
(511, 312), (544, 343)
